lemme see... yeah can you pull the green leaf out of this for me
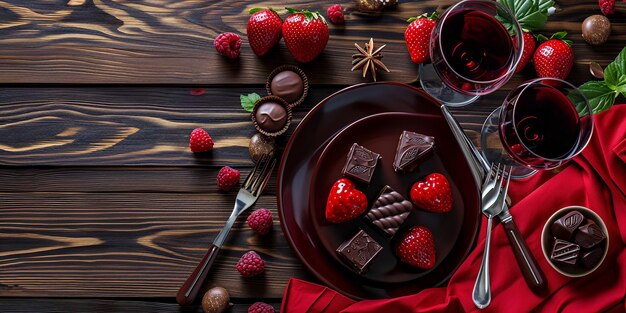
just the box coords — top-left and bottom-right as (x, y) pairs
(240, 93), (261, 112)
(604, 46), (626, 90)
(249, 8), (263, 14)
(497, 0), (554, 33)
(573, 81), (618, 116)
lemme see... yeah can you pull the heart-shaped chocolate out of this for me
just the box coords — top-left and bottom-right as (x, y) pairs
(410, 173), (453, 213)
(326, 178), (368, 223)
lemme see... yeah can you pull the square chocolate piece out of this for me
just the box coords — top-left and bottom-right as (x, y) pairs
(365, 185), (414, 237)
(550, 210), (585, 240)
(581, 247), (604, 268)
(393, 131), (435, 173)
(550, 238), (580, 265)
(342, 143), (381, 184)
(336, 229), (383, 274)
(574, 220), (606, 249)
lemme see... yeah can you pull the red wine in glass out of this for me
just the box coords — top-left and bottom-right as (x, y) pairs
(497, 80), (593, 170)
(430, 4), (519, 96)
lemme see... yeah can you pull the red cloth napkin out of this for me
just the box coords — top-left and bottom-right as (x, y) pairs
(281, 105), (626, 312)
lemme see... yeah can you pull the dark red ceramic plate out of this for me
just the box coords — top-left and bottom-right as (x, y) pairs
(311, 112), (465, 284)
(277, 82), (480, 299)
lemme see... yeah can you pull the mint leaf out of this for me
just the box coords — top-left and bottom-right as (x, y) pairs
(497, 0), (554, 33)
(574, 81), (618, 116)
(604, 46), (626, 90)
(240, 93), (261, 112)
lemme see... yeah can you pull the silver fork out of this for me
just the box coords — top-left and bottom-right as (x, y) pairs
(176, 156), (276, 305)
(473, 164), (511, 309)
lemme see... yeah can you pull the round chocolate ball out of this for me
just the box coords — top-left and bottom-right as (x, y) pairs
(270, 70), (304, 103)
(249, 133), (276, 163)
(354, 0), (383, 13)
(582, 15), (611, 45)
(255, 102), (287, 133)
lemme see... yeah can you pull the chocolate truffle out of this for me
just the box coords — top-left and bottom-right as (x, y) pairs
(550, 238), (580, 265)
(336, 229), (383, 274)
(574, 220), (606, 249)
(551, 210), (585, 240)
(270, 70), (304, 103)
(342, 143), (381, 184)
(582, 15), (611, 46)
(580, 247), (604, 268)
(251, 96), (292, 137)
(393, 131), (435, 173)
(365, 186), (414, 237)
(249, 133), (276, 163)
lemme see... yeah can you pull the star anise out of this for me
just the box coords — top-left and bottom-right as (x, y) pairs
(351, 38), (390, 82)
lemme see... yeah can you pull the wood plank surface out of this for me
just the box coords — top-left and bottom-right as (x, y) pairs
(0, 0), (623, 85)
(0, 299), (280, 313)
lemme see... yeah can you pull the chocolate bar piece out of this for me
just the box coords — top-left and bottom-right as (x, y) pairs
(365, 186), (414, 237)
(550, 210), (585, 240)
(336, 229), (383, 274)
(342, 143), (381, 184)
(550, 238), (580, 265)
(392, 131), (435, 173)
(574, 220), (606, 249)
(581, 247), (604, 268)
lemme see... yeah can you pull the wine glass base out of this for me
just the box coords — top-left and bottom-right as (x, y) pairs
(419, 63), (479, 107)
(480, 107), (537, 179)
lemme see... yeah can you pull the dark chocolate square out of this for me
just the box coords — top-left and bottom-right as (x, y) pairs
(365, 185), (414, 237)
(392, 131), (435, 173)
(550, 238), (580, 265)
(574, 220), (606, 249)
(342, 143), (380, 184)
(336, 229), (383, 274)
(580, 247), (604, 269)
(550, 210), (585, 240)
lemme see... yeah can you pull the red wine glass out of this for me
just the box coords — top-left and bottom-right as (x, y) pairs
(480, 78), (594, 178)
(419, 0), (523, 107)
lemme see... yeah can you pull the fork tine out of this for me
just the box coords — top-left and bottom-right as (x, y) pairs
(250, 157), (274, 194)
(253, 158), (276, 196)
(243, 156), (266, 189)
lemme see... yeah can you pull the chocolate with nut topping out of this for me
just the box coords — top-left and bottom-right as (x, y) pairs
(336, 229), (383, 274)
(342, 143), (380, 184)
(365, 185), (413, 237)
(393, 131), (435, 173)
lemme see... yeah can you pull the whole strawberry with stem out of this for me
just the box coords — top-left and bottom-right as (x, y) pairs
(282, 8), (329, 63)
(497, 0), (555, 72)
(533, 32), (574, 79)
(396, 226), (436, 269)
(404, 11), (438, 64)
(247, 8), (283, 57)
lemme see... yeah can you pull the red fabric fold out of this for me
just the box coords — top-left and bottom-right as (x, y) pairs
(282, 105), (626, 312)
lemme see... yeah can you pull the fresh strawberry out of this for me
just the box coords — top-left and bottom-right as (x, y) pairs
(410, 173), (453, 213)
(515, 31), (536, 73)
(247, 8), (283, 57)
(533, 32), (574, 79)
(599, 0), (616, 15)
(325, 178), (367, 223)
(282, 8), (329, 63)
(404, 12), (438, 64)
(189, 128), (214, 153)
(396, 226), (436, 269)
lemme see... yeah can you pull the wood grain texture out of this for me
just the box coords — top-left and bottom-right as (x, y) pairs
(0, 0), (623, 85)
(0, 299), (280, 313)
(0, 191), (314, 298)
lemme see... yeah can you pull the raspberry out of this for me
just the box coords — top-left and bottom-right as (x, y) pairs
(236, 251), (265, 277)
(247, 208), (273, 235)
(327, 4), (345, 24)
(214, 32), (241, 59)
(599, 0), (615, 15)
(248, 302), (274, 313)
(189, 128), (214, 153)
(217, 166), (240, 191)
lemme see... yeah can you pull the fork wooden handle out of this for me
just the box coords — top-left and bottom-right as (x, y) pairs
(502, 220), (547, 293)
(176, 244), (220, 305)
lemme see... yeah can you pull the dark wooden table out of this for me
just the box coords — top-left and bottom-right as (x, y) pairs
(0, 0), (623, 312)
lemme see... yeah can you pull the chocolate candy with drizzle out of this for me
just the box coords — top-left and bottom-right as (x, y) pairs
(393, 131), (435, 173)
(365, 185), (414, 237)
(342, 143), (381, 184)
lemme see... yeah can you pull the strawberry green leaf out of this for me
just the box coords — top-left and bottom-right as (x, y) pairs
(550, 31), (567, 39)
(285, 7), (298, 14)
(407, 11), (438, 23)
(604, 46), (626, 90)
(240, 93), (261, 112)
(249, 8), (263, 14)
(535, 33), (549, 43)
(573, 81), (618, 116)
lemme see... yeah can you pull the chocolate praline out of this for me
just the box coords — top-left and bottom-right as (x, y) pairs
(251, 96), (292, 137)
(249, 133), (276, 163)
(270, 70), (304, 103)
